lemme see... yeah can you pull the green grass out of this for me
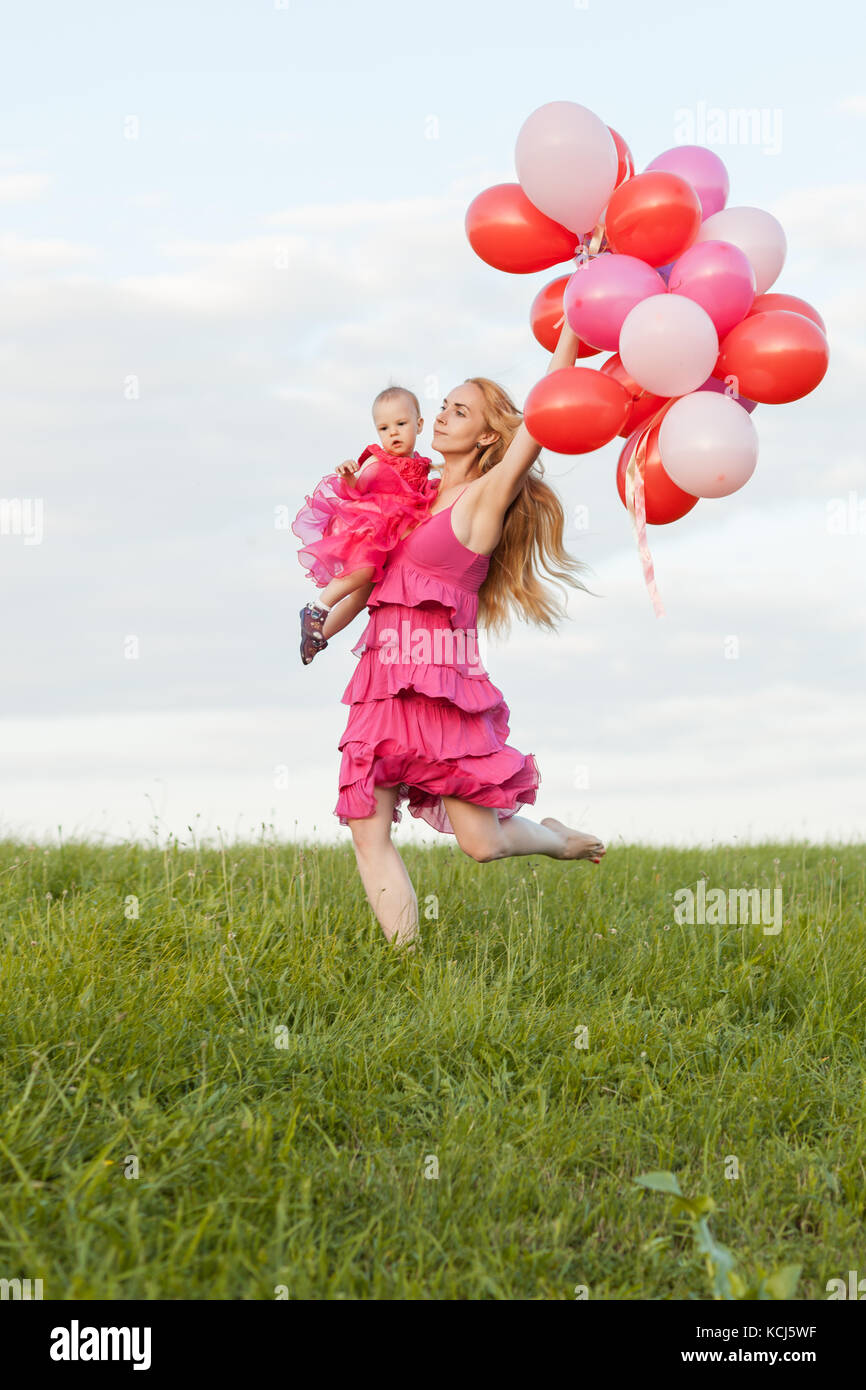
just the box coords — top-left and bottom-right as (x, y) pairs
(1, 831), (864, 1300)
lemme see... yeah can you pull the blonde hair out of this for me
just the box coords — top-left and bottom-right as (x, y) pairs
(373, 385), (421, 418)
(464, 377), (597, 636)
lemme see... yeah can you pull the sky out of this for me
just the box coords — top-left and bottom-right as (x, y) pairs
(1, 0), (864, 851)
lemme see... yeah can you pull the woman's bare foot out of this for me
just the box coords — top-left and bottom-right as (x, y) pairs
(541, 817), (606, 863)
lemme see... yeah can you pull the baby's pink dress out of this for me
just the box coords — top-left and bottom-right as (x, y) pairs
(292, 443), (436, 588)
(334, 485), (540, 836)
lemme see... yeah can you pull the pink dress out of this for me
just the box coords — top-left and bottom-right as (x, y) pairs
(335, 485), (540, 836)
(292, 443), (436, 588)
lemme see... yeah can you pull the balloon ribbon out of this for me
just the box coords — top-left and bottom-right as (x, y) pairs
(574, 217), (609, 267)
(572, 213), (677, 620)
(623, 395), (680, 619)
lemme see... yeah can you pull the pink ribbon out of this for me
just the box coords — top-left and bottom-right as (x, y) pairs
(623, 396), (681, 619)
(559, 216), (676, 618)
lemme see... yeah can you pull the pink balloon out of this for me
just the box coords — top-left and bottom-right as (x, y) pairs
(658, 391), (758, 499)
(668, 239), (756, 339)
(515, 102), (618, 235)
(697, 374), (758, 414)
(644, 145), (730, 219)
(619, 294), (719, 397)
(695, 207), (787, 295)
(563, 252), (666, 351)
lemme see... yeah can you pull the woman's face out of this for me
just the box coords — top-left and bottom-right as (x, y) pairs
(432, 382), (496, 456)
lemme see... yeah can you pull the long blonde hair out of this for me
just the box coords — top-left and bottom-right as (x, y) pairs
(462, 377), (597, 636)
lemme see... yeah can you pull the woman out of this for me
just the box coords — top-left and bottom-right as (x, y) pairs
(331, 321), (606, 948)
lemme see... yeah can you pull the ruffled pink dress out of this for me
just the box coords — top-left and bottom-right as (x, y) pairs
(335, 485), (540, 836)
(292, 443), (435, 588)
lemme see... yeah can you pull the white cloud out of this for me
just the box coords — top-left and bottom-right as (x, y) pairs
(0, 234), (97, 269)
(768, 182), (866, 255)
(1, 177), (862, 845)
(2, 679), (861, 849)
(125, 191), (169, 209)
(0, 172), (50, 203)
(263, 195), (464, 229)
(835, 95), (866, 116)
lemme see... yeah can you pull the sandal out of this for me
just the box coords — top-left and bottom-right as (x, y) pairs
(300, 603), (329, 665)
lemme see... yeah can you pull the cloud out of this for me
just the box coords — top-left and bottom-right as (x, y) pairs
(3, 677), (861, 849)
(263, 195), (465, 229)
(1, 177), (861, 844)
(768, 182), (866, 255)
(0, 172), (50, 203)
(125, 191), (169, 209)
(0, 234), (97, 269)
(835, 95), (866, 116)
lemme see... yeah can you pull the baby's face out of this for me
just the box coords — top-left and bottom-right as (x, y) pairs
(372, 396), (420, 456)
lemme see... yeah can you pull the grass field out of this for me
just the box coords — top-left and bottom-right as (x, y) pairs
(1, 832), (863, 1300)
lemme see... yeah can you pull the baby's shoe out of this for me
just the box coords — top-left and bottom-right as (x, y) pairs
(300, 603), (329, 665)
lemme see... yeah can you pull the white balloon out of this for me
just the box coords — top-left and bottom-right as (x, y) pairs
(695, 206), (787, 295)
(658, 391), (758, 499)
(515, 101), (618, 235)
(619, 295), (719, 397)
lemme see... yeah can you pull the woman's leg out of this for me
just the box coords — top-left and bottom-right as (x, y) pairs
(348, 784), (420, 949)
(319, 565), (375, 611)
(322, 582), (374, 639)
(442, 796), (606, 864)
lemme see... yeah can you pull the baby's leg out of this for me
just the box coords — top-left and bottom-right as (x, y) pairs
(319, 565), (375, 610)
(323, 582), (375, 638)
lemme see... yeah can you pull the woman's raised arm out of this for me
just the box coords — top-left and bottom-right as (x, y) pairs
(479, 319), (580, 516)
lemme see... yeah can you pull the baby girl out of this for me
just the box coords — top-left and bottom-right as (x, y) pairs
(293, 387), (436, 664)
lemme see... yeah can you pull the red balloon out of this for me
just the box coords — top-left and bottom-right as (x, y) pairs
(600, 352), (668, 436)
(525, 367), (630, 454)
(616, 425), (699, 525)
(608, 126), (635, 191)
(605, 171), (702, 267)
(530, 276), (601, 357)
(466, 184), (577, 274)
(714, 310), (829, 404)
(747, 292), (826, 335)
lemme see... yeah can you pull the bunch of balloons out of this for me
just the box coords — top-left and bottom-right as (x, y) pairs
(465, 101), (829, 614)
